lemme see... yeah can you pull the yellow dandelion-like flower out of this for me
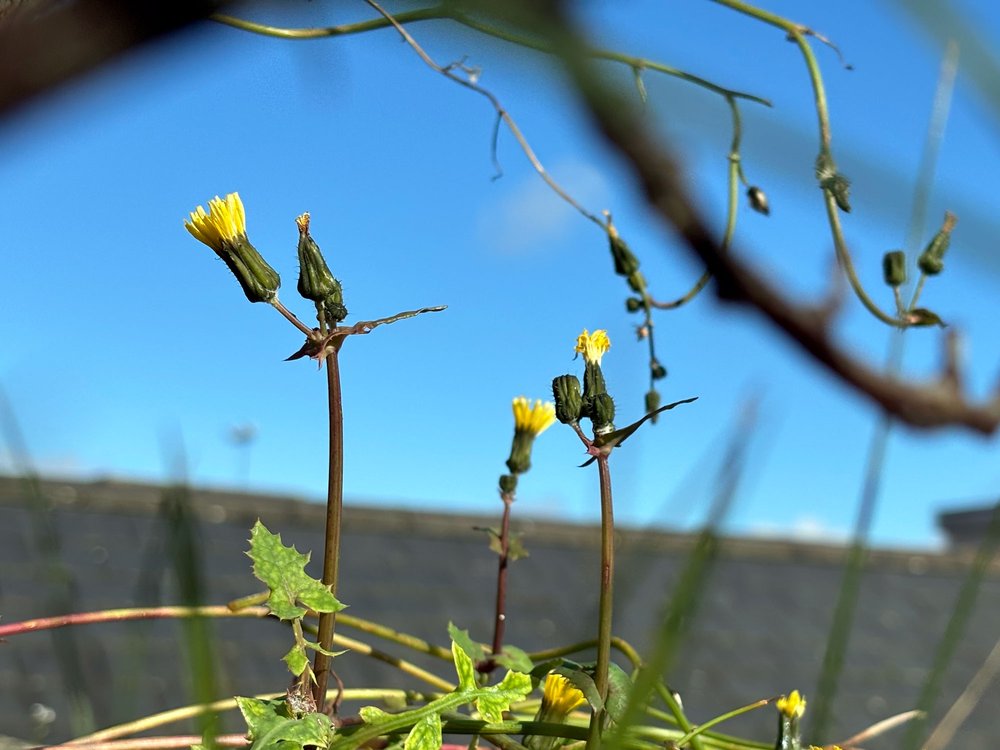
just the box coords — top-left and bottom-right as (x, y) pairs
(185, 192), (247, 252)
(541, 673), (587, 717)
(512, 397), (556, 437)
(575, 329), (611, 365)
(776, 690), (806, 719)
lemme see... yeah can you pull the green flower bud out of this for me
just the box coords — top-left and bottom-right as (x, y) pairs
(882, 250), (907, 287)
(651, 360), (667, 380)
(552, 375), (583, 424)
(747, 186), (770, 216)
(918, 212), (957, 277)
(625, 297), (643, 313)
(499, 474), (518, 494)
(296, 213), (342, 302)
(645, 389), (661, 423)
(185, 193), (281, 304)
(591, 393), (616, 435)
(506, 432), (536, 475)
(608, 230), (640, 277)
(321, 292), (349, 325)
(626, 271), (647, 294)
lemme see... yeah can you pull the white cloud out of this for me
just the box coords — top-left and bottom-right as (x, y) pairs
(476, 160), (609, 255)
(748, 514), (849, 544)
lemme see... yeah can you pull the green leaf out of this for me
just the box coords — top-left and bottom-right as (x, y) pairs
(237, 697), (292, 740)
(451, 637), (477, 691)
(282, 645), (309, 678)
(403, 712), (442, 750)
(591, 397), (698, 452)
(494, 645), (533, 674)
(506, 534), (529, 562)
(253, 712), (334, 750)
(247, 520), (344, 621)
(476, 670), (533, 723)
(604, 663), (632, 723)
(359, 706), (390, 724)
(554, 667), (602, 713)
(303, 639), (345, 658)
(448, 622), (487, 664)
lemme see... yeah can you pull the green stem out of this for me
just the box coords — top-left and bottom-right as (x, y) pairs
(586, 453), (615, 749)
(672, 698), (771, 747)
(313, 348), (346, 707)
(213, 8), (770, 107)
(652, 95), (741, 311)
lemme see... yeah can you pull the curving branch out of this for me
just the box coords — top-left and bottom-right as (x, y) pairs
(530, 6), (1000, 435)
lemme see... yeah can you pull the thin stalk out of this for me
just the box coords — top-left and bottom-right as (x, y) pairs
(271, 298), (314, 336)
(313, 347), (346, 707)
(0, 605), (267, 638)
(485, 490), (516, 670)
(586, 454), (615, 749)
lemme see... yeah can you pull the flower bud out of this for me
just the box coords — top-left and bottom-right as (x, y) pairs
(918, 211), (957, 277)
(625, 297), (643, 313)
(608, 231), (640, 277)
(747, 186), (770, 216)
(645, 389), (661, 423)
(824, 173), (851, 212)
(774, 690), (806, 750)
(882, 250), (906, 287)
(591, 393), (616, 435)
(499, 474), (518, 494)
(296, 213), (343, 303)
(650, 360), (667, 380)
(552, 375), (583, 424)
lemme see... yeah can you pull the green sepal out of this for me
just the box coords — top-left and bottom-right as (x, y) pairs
(217, 236), (281, 304)
(608, 232), (640, 277)
(552, 374), (583, 424)
(296, 214), (341, 303)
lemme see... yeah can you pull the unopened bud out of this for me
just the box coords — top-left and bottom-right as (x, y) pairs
(645, 389), (661, 423)
(625, 297), (643, 313)
(296, 213), (343, 303)
(650, 360), (667, 380)
(747, 186), (770, 216)
(918, 212), (957, 277)
(499, 474), (518, 494)
(626, 271), (647, 294)
(552, 375), (583, 424)
(882, 250), (906, 287)
(824, 173), (851, 212)
(608, 230), (640, 277)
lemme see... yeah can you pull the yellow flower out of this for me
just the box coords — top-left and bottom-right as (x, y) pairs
(776, 690), (806, 719)
(185, 193), (247, 252)
(575, 329), (611, 365)
(512, 397), (556, 437)
(541, 673), (586, 717)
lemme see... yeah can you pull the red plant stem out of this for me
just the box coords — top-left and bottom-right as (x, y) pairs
(313, 347), (345, 707)
(0, 606), (267, 638)
(37, 734), (247, 750)
(488, 491), (515, 663)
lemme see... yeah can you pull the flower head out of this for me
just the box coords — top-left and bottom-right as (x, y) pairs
(512, 397), (556, 437)
(184, 192), (280, 304)
(575, 329), (611, 366)
(776, 690), (806, 720)
(541, 673), (587, 718)
(185, 193), (247, 252)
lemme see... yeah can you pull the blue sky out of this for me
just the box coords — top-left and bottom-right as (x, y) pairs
(2, 1), (1000, 548)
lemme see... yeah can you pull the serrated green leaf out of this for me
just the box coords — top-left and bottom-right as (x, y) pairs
(476, 670), (532, 722)
(252, 712), (334, 750)
(247, 521), (344, 621)
(494, 645), (533, 674)
(452, 638), (477, 691)
(448, 622), (487, 664)
(403, 712), (441, 750)
(506, 533), (529, 562)
(604, 663), (632, 723)
(236, 697), (292, 741)
(359, 706), (390, 724)
(283, 645), (309, 677)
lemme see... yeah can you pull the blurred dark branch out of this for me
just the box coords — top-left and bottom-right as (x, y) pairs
(0, 0), (224, 118)
(524, 4), (1000, 435)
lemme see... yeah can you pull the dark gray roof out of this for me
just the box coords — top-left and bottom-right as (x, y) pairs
(2, 476), (999, 748)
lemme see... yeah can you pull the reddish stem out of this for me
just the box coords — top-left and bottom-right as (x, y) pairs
(0, 606), (267, 638)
